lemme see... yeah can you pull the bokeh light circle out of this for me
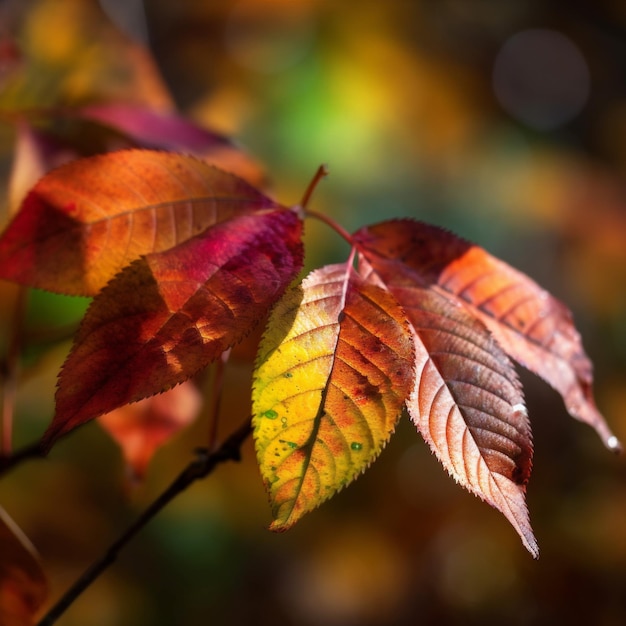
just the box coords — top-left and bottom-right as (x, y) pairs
(493, 29), (590, 131)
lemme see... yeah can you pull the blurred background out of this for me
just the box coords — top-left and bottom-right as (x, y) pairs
(1, 0), (626, 624)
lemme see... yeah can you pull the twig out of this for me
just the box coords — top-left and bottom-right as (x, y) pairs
(300, 164), (328, 209)
(206, 349), (230, 451)
(0, 441), (44, 476)
(1, 285), (28, 456)
(36, 417), (253, 626)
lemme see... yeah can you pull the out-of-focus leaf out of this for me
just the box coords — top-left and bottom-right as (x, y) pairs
(79, 104), (266, 186)
(43, 209), (303, 448)
(358, 255), (537, 556)
(6, 105), (266, 217)
(0, 33), (22, 91)
(99, 381), (203, 481)
(253, 262), (414, 530)
(354, 219), (620, 452)
(0, 0), (172, 111)
(0, 150), (280, 296)
(6, 122), (77, 215)
(0, 507), (48, 626)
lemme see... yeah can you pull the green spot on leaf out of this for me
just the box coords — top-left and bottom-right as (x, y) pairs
(350, 442), (363, 451)
(263, 409), (278, 420)
(279, 439), (298, 449)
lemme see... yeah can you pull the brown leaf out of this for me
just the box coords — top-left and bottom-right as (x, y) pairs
(354, 219), (620, 452)
(358, 255), (537, 557)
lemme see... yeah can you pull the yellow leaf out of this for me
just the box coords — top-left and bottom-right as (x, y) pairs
(253, 262), (414, 529)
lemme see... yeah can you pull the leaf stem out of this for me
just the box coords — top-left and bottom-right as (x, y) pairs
(206, 349), (230, 451)
(297, 163), (355, 246)
(36, 417), (252, 626)
(300, 164), (329, 210)
(304, 208), (355, 246)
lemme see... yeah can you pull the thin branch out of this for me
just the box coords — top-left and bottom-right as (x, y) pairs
(1, 286), (29, 456)
(0, 441), (44, 476)
(206, 348), (230, 451)
(304, 208), (355, 245)
(36, 417), (253, 626)
(300, 164), (329, 209)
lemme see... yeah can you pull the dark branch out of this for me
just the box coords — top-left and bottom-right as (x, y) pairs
(36, 417), (253, 626)
(0, 441), (44, 477)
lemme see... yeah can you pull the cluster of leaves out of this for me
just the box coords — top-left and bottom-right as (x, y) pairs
(0, 102), (620, 569)
(0, 8), (621, 620)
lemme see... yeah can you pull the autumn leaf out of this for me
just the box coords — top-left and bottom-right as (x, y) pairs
(0, 507), (48, 626)
(5, 104), (266, 217)
(358, 255), (537, 556)
(79, 104), (266, 186)
(0, 0), (172, 111)
(99, 381), (203, 481)
(6, 123), (64, 214)
(354, 219), (620, 452)
(253, 262), (414, 530)
(0, 150), (280, 296)
(43, 208), (303, 449)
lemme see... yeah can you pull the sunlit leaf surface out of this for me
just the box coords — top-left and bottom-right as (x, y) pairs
(44, 209), (303, 447)
(0, 150), (280, 295)
(358, 255), (536, 556)
(253, 262), (414, 529)
(354, 220), (619, 451)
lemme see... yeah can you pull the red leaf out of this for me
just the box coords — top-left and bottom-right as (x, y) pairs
(78, 104), (266, 185)
(79, 104), (234, 153)
(43, 209), (303, 448)
(0, 150), (279, 296)
(358, 255), (537, 557)
(354, 219), (620, 452)
(0, 507), (48, 626)
(99, 381), (203, 481)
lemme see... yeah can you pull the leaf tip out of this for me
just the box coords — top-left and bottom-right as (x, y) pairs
(606, 435), (622, 454)
(525, 535), (540, 560)
(268, 519), (291, 533)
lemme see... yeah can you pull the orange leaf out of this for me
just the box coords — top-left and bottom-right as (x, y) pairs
(0, 150), (280, 296)
(43, 209), (303, 448)
(358, 255), (537, 557)
(0, 507), (48, 626)
(99, 381), (203, 481)
(354, 219), (620, 452)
